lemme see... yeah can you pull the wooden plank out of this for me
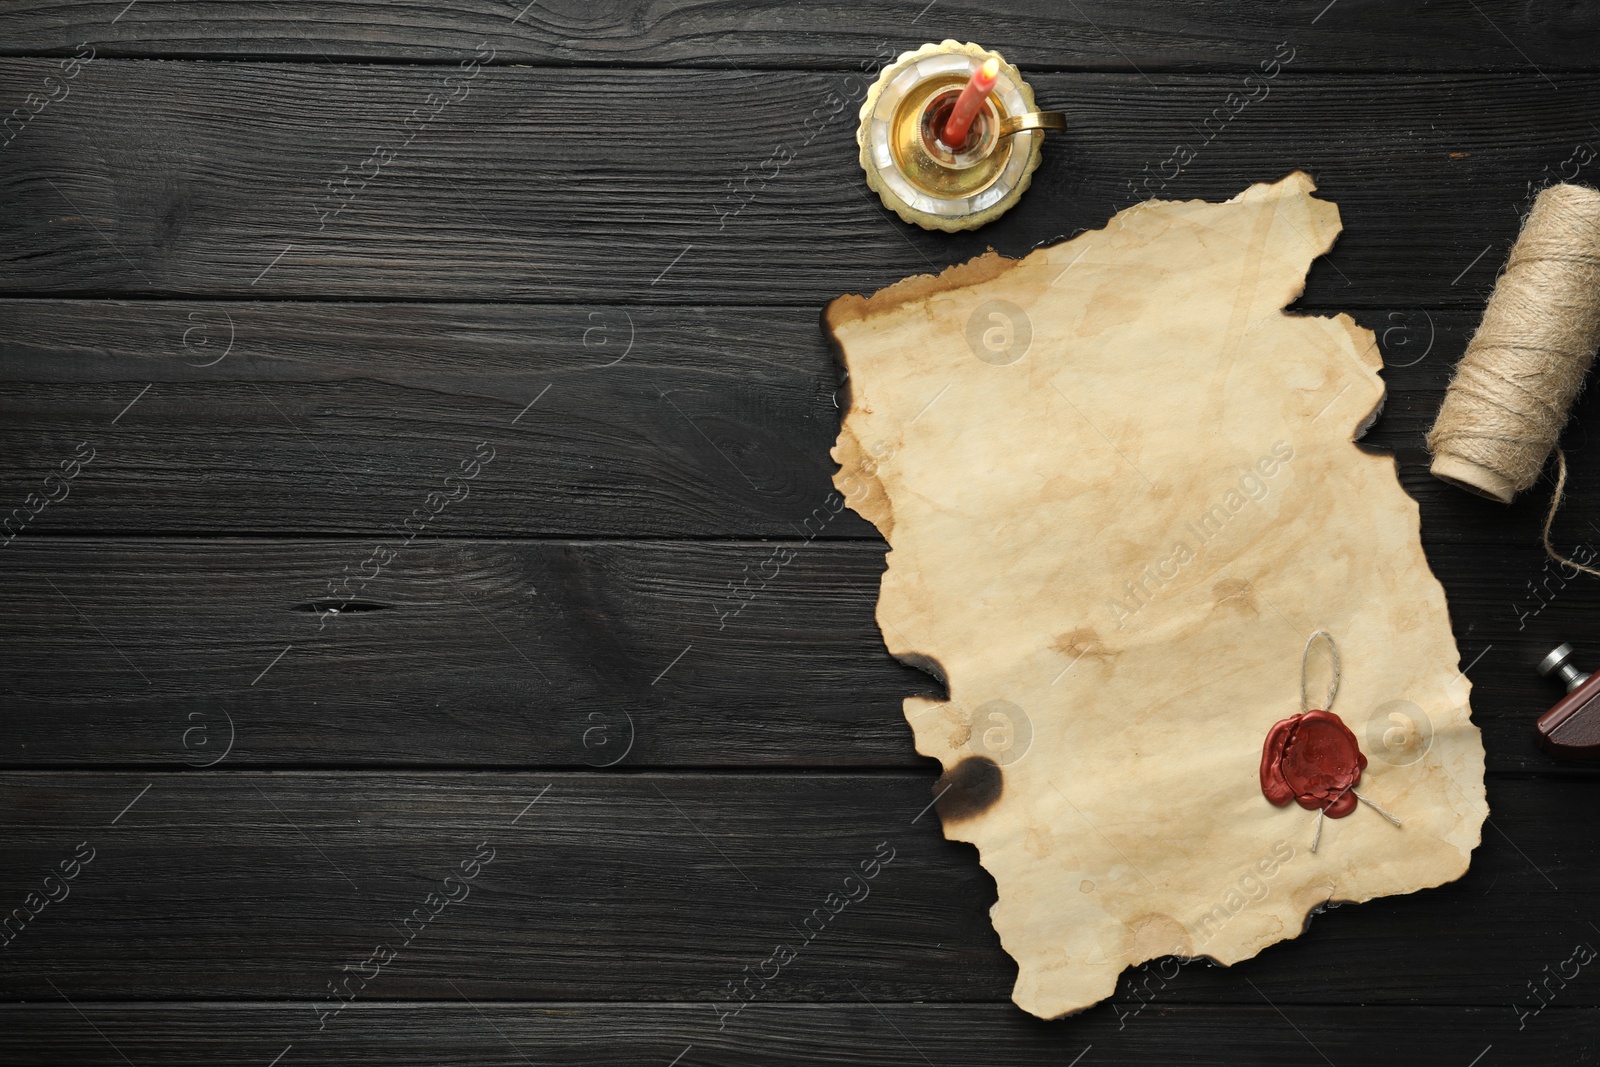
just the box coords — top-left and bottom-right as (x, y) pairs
(0, 538), (929, 768)
(0, 63), (1594, 307)
(0, 301), (878, 538)
(0, 1003), (1583, 1065)
(0, 537), (1593, 772)
(4, 301), (1600, 541)
(0, 772), (1590, 1005)
(2, 0), (1596, 73)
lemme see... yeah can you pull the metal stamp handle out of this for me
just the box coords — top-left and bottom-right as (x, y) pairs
(1539, 642), (1592, 693)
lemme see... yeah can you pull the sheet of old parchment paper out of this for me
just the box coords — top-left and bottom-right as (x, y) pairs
(827, 172), (1486, 1019)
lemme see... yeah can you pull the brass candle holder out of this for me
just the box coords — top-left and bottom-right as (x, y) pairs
(858, 40), (1066, 232)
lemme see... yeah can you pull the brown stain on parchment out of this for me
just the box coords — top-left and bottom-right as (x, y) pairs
(1053, 628), (1117, 663)
(1079, 282), (1144, 338)
(1124, 914), (1192, 962)
(949, 718), (974, 750)
(1210, 578), (1259, 615)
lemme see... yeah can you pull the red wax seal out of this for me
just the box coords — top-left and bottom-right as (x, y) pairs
(1260, 709), (1366, 818)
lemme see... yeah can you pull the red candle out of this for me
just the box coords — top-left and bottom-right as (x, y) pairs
(942, 57), (999, 147)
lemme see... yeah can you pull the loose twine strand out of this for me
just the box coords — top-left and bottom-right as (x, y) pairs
(1295, 631), (1400, 853)
(1427, 183), (1600, 573)
(1543, 447), (1600, 578)
(1300, 629), (1340, 714)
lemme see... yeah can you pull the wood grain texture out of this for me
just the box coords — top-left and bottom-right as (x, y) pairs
(0, 539), (929, 767)
(1, 0), (1597, 73)
(0, 538), (1592, 772)
(0, 772), (1591, 1005)
(0, 1003), (1583, 1066)
(0, 301), (876, 538)
(3, 302), (1600, 540)
(0, 63), (1595, 307)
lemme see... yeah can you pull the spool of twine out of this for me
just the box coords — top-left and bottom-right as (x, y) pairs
(1427, 183), (1600, 575)
(1428, 183), (1600, 506)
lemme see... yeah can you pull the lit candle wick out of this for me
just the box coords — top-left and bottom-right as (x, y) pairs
(942, 57), (1000, 147)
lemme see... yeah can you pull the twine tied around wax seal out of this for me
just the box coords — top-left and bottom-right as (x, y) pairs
(1426, 183), (1600, 577)
(1260, 631), (1402, 854)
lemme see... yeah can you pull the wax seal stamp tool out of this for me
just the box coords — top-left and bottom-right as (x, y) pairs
(858, 40), (1066, 232)
(1536, 643), (1600, 758)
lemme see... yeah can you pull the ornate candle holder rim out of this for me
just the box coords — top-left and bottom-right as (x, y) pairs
(858, 40), (1059, 233)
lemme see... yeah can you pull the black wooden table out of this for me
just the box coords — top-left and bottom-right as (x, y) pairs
(2, 3), (1599, 1063)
